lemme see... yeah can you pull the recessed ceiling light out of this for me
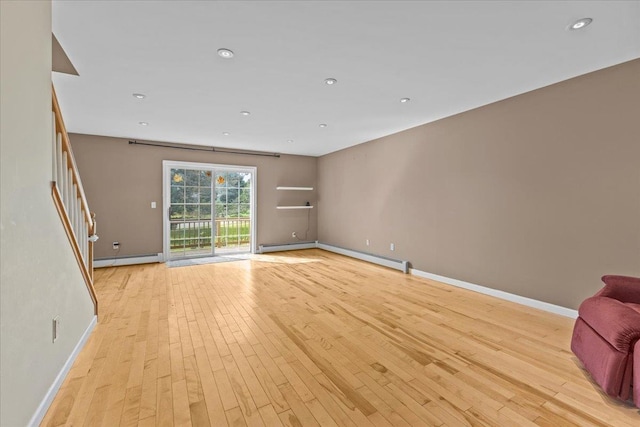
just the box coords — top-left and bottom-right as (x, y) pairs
(400, 98), (411, 103)
(240, 111), (251, 116)
(138, 121), (148, 126)
(324, 78), (337, 85)
(287, 139), (293, 143)
(132, 93), (146, 99)
(222, 132), (230, 136)
(217, 48), (234, 59)
(569, 18), (592, 30)
(319, 123), (327, 128)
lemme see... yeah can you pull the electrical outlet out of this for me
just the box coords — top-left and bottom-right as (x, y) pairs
(390, 243), (395, 251)
(52, 316), (60, 343)
(292, 231), (297, 238)
(366, 239), (370, 246)
(113, 241), (120, 250)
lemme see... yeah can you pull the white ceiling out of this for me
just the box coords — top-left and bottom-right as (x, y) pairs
(52, 1), (640, 157)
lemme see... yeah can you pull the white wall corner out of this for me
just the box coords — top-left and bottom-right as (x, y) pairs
(409, 269), (578, 319)
(28, 315), (97, 427)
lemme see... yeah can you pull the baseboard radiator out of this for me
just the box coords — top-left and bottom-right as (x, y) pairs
(94, 253), (163, 268)
(258, 241), (318, 253)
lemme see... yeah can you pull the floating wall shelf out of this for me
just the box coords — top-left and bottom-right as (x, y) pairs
(276, 186), (314, 191)
(276, 206), (314, 209)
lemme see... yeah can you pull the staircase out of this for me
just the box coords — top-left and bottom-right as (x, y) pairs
(50, 85), (98, 316)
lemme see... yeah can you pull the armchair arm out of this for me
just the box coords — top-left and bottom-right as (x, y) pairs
(578, 296), (640, 353)
(596, 275), (640, 304)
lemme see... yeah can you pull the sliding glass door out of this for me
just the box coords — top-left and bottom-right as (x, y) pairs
(169, 168), (214, 258)
(163, 161), (256, 261)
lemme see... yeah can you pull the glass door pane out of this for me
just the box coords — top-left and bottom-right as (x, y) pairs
(214, 170), (252, 254)
(169, 168), (213, 259)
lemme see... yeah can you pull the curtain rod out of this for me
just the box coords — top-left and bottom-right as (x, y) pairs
(128, 140), (280, 158)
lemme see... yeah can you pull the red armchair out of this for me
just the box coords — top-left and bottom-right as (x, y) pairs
(571, 275), (640, 406)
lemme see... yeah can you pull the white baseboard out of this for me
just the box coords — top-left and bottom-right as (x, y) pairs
(317, 243), (409, 273)
(410, 268), (578, 319)
(28, 315), (97, 427)
(259, 242), (318, 253)
(94, 253), (163, 268)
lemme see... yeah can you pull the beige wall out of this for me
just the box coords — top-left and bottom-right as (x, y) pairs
(0, 1), (95, 425)
(318, 59), (640, 310)
(69, 134), (318, 259)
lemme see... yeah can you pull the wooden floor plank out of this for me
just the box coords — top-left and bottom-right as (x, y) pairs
(137, 357), (158, 422)
(193, 346), (228, 425)
(119, 385), (142, 427)
(213, 367), (238, 411)
(172, 379), (192, 426)
(156, 375), (173, 427)
(42, 249), (640, 426)
(225, 406), (247, 427)
(278, 383), (320, 427)
(257, 404), (284, 427)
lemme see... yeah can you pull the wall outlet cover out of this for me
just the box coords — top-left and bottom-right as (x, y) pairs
(52, 316), (60, 343)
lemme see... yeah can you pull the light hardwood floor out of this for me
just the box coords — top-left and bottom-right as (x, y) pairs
(42, 249), (640, 426)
